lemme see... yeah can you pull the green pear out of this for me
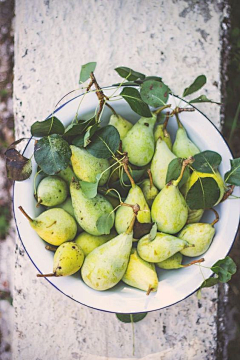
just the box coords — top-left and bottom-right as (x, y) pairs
(140, 178), (158, 207)
(75, 229), (117, 256)
(172, 115), (200, 158)
(70, 180), (114, 236)
(115, 184), (151, 234)
(122, 114), (157, 166)
(154, 124), (172, 150)
(151, 159), (191, 234)
(187, 209), (204, 224)
(19, 207), (77, 246)
(109, 114), (133, 140)
(70, 145), (110, 186)
(150, 137), (177, 190)
(122, 248), (158, 293)
(55, 197), (83, 232)
(179, 213), (217, 257)
(37, 242), (84, 277)
(57, 166), (76, 185)
(81, 216), (135, 290)
(185, 170), (225, 206)
(37, 176), (68, 206)
(156, 252), (183, 269)
(137, 232), (190, 263)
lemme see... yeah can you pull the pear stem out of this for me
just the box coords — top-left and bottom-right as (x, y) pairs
(122, 156), (135, 188)
(162, 112), (170, 133)
(45, 245), (57, 252)
(154, 103), (171, 115)
(37, 273), (56, 278)
(210, 208), (219, 226)
(221, 185), (235, 202)
(173, 157), (194, 187)
(146, 285), (153, 296)
(147, 169), (153, 189)
(105, 102), (118, 116)
(18, 206), (33, 222)
(175, 111), (183, 128)
(126, 205), (139, 234)
(182, 258), (205, 267)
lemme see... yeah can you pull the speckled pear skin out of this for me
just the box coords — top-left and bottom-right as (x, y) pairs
(109, 114), (133, 140)
(187, 209), (204, 224)
(54, 197), (83, 232)
(57, 166), (76, 185)
(37, 176), (68, 206)
(179, 223), (215, 257)
(150, 138), (177, 190)
(140, 179), (159, 207)
(70, 180), (114, 236)
(70, 145), (110, 186)
(122, 114), (157, 166)
(115, 185), (151, 234)
(154, 124), (172, 150)
(81, 231), (133, 290)
(173, 127), (200, 158)
(137, 232), (189, 263)
(75, 229), (117, 256)
(30, 208), (77, 246)
(122, 249), (158, 292)
(186, 170), (225, 205)
(151, 183), (188, 234)
(53, 242), (84, 276)
(156, 252), (183, 269)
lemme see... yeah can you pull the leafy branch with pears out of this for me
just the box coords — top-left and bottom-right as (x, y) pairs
(7, 62), (240, 323)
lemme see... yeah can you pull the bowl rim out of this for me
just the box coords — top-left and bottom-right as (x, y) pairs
(12, 86), (240, 314)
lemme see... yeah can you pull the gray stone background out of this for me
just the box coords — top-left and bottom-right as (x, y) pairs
(0, 0), (237, 359)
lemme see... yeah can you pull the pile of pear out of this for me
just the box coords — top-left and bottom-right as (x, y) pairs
(19, 109), (224, 294)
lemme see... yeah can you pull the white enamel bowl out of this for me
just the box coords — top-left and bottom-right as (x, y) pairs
(13, 87), (240, 313)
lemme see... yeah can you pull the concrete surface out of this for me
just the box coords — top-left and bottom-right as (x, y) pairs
(13, 0), (228, 359)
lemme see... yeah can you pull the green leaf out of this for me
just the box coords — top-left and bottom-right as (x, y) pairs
(149, 223), (157, 241)
(115, 67), (145, 81)
(64, 117), (96, 137)
(200, 277), (219, 289)
(80, 174), (101, 199)
(116, 313), (148, 323)
(84, 124), (99, 147)
(87, 125), (120, 159)
(183, 75), (207, 97)
(186, 176), (220, 210)
(113, 76), (162, 87)
(31, 116), (65, 137)
(34, 134), (71, 175)
(224, 158), (240, 185)
(79, 62), (97, 83)
(5, 148), (32, 181)
(189, 95), (221, 105)
(211, 257), (237, 283)
(96, 213), (114, 235)
(140, 80), (170, 107)
(192, 151), (222, 174)
(120, 87), (152, 118)
(166, 158), (190, 188)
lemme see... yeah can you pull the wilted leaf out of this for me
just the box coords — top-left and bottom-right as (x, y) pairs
(34, 134), (71, 175)
(5, 148), (32, 181)
(87, 125), (120, 159)
(166, 158), (190, 188)
(115, 67), (145, 81)
(133, 219), (154, 239)
(186, 176), (220, 210)
(79, 62), (97, 83)
(31, 116), (65, 136)
(183, 75), (206, 97)
(140, 80), (170, 107)
(189, 95), (221, 105)
(120, 87), (152, 118)
(192, 151), (222, 174)
(224, 158), (240, 186)
(116, 313), (148, 323)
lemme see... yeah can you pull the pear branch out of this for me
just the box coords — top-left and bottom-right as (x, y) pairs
(182, 258), (205, 267)
(162, 112), (171, 136)
(173, 157), (194, 187)
(210, 208), (219, 226)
